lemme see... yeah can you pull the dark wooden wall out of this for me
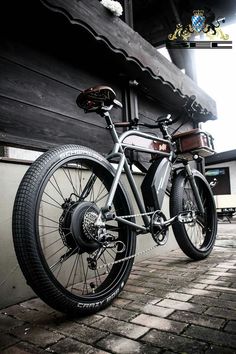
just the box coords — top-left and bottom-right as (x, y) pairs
(0, 1), (125, 154)
(0, 0), (193, 161)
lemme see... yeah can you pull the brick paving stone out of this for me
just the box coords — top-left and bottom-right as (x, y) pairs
(149, 283), (179, 292)
(166, 292), (193, 301)
(169, 310), (225, 329)
(141, 329), (206, 353)
(112, 298), (133, 308)
(0, 313), (24, 331)
(2, 305), (48, 323)
(191, 283), (208, 289)
(206, 285), (236, 293)
(196, 279), (232, 286)
(157, 299), (207, 313)
(122, 301), (148, 313)
(190, 295), (236, 310)
(96, 334), (160, 354)
(0, 333), (19, 350)
(30, 313), (72, 331)
(75, 314), (104, 326)
(1, 341), (44, 354)
(10, 326), (64, 348)
(177, 287), (220, 298)
(133, 283), (178, 300)
(49, 337), (109, 354)
(224, 320), (236, 333)
(126, 278), (146, 286)
(205, 307), (236, 320)
(199, 275), (220, 280)
(118, 290), (159, 303)
(216, 264), (236, 269)
(20, 298), (54, 314)
(131, 313), (187, 334)
(92, 316), (149, 339)
(139, 279), (171, 287)
(206, 271), (235, 277)
(98, 306), (137, 321)
(205, 345), (236, 354)
(218, 276), (236, 282)
(184, 324), (236, 349)
(124, 302), (174, 317)
(146, 264), (174, 271)
(148, 298), (162, 304)
(219, 293), (236, 302)
(54, 321), (108, 344)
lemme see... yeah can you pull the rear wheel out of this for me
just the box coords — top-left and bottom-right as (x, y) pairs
(13, 145), (136, 315)
(170, 170), (217, 260)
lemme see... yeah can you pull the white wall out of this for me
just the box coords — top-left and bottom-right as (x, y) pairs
(0, 160), (178, 309)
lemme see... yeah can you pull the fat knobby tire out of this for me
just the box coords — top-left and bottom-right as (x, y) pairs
(170, 169), (217, 260)
(12, 145), (136, 315)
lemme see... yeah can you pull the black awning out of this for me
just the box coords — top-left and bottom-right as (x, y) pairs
(41, 0), (217, 122)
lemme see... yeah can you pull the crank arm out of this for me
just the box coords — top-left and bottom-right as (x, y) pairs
(153, 211), (198, 228)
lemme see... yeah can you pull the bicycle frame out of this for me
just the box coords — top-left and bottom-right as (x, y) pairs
(100, 112), (175, 233)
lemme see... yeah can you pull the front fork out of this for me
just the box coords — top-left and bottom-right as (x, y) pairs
(184, 163), (205, 215)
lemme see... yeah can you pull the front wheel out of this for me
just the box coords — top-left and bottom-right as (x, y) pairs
(170, 169), (217, 260)
(13, 145), (136, 315)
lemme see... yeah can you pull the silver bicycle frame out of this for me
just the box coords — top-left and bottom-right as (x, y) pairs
(102, 113), (174, 233)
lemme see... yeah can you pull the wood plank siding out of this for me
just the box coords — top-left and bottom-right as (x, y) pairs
(0, 0), (216, 156)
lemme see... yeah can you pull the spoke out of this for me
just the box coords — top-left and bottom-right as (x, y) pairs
(47, 245), (66, 261)
(50, 259), (63, 273)
(76, 163), (83, 196)
(42, 199), (61, 209)
(102, 253), (111, 272)
(81, 254), (89, 295)
(40, 229), (59, 239)
(66, 254), (78, 288)
(44, 238), (62, 250)
(94, 269), (99, 288)
(71, 254), (80, 293)
(105, 248), (116, 260)
(52, 174), (65, 200)
(39, 214), (59, 225)
(43, 191), (62, 207)
(95, 268), (102, 285)
(48, 179), (65, 202)
(93, 179), (109, 204)
(89, 178), (95, 202)
(95, 192), (109, 205)
(62, 166), (78, 196)
(39, 225), (58, 229)
(105, 224), (120, 232)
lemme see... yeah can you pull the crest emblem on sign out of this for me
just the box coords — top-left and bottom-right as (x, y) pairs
(192, 10), (205, 33)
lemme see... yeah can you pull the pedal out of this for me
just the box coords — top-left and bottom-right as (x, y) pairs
(178, 211), (197, 224)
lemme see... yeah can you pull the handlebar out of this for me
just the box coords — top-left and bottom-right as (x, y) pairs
(114, 114), (176, 130)
(114, 95), (202, 129)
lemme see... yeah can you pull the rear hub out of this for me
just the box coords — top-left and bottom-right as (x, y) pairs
(59, 201), (100, 253)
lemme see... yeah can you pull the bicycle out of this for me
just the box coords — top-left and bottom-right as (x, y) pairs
(12, 85), (217, 315)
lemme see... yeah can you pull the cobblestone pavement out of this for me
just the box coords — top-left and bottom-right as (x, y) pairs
(1, 222), (236, 353)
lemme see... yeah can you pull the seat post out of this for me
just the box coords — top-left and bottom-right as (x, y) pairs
(102, 111), (113, 127)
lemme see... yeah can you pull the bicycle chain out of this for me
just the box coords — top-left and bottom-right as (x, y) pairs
(96, 243), (159, 270)
(118, 210), (155, 219)
(96, 210), (158, 270)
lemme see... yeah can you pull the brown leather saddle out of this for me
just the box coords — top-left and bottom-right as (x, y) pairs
(76, 85), (122, 113)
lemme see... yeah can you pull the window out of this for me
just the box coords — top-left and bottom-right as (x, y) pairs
(205, 167), (231, 195)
